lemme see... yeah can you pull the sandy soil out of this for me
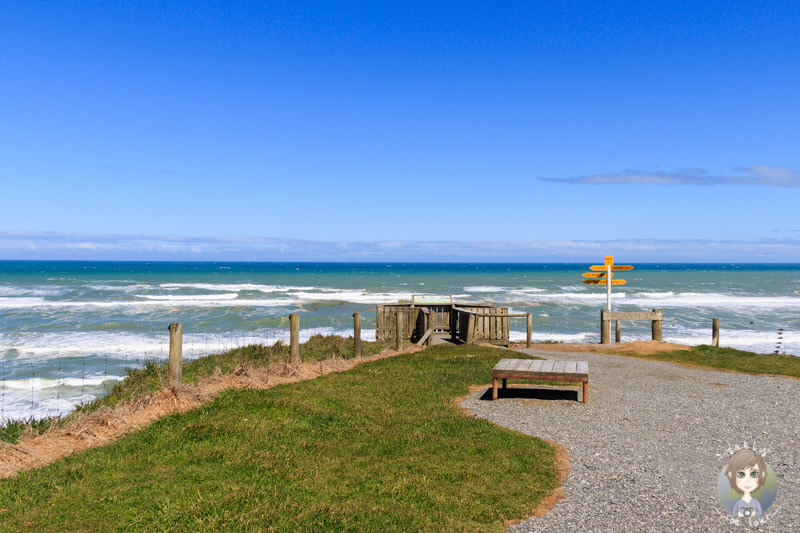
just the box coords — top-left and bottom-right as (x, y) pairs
(508, 340), (691, 355)
(0, 345), (424, 479)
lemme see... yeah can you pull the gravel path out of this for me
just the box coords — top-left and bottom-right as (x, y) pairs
(460, 349), (800, 532)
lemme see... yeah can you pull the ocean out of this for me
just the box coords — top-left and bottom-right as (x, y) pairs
(1, 261), (798, 422)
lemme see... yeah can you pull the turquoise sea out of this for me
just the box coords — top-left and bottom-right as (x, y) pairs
(1, 261), (798, 422)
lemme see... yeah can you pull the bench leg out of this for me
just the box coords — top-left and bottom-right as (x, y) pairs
(582, 381), (588, 404)
(492, 377), (498, 400)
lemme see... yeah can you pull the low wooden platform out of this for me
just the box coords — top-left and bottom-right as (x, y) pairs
(492, 358), (589, 404)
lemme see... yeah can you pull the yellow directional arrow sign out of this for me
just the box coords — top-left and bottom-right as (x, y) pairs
(583, 279), (627, 285)
(582, 272), (612, 278)
(589, 264), (634, 271)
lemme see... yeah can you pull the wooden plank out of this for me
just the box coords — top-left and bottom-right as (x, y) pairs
(494, 359), (513, 371)
(583, 272), (612, 278)
(590, 264), (633, 271)
(492, 359), (589, 378)
(584, 279), (626, 285)
(529, 360), (545, 372)
(493, 372), (586, 383)
(416, 328), (433, 346)
(509, 359), (529, 371)
(601, 310), (659, 321)
(519, 359), (535, 372)
(504, 359), (520, 371)
(506, 359), (519, 370)
(412, 294), (452, 305)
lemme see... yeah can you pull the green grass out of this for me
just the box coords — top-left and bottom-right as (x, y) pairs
(611, 344), (800, 378)
(0, 344), (558, 532)
(0, 335), (392, 444)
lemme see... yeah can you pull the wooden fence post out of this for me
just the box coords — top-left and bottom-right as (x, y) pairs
(427, 308), (435, 346)
(651, 309), (663, 342)
(615, 320), (621, 343)
(466, 313), (475, 344)
(353, 312), (362, 358)
(600, 310), (610, 344)
(712, 318), (720, 347)
(376, 305), (384, 340)
(526, 313), (532, 348)
(290, 312), (299, 363)
(396, 310), (404, 350)
(168, 323), (182, 387)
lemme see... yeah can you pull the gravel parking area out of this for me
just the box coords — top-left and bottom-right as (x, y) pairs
(460, 348), (800, 532)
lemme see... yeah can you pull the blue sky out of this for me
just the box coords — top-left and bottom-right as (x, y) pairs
(2, 1), (799, 261)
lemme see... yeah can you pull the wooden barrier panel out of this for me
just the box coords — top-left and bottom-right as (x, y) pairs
(378, 303), (518, 346)
(601, 310), (662, 321)
(600, 309), (663, 344)
(396, 311), (403, 350)
(376, 305), (385, 340)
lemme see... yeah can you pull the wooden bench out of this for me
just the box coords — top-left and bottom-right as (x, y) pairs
(492, 358), (589, 404)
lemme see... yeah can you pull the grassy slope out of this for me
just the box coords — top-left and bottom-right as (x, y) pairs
(610, 345), (800, 378)
(0, 344), (558, 532)
(1, 335), (392, 444)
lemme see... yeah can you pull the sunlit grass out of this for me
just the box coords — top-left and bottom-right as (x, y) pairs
(0, 344), (559, 532)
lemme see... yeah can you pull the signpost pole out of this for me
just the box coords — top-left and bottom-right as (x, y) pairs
(606, 263), (612, 311)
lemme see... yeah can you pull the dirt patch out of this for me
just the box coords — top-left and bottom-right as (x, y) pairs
(456, 386), (569, 522)
(0, 345), (424, 479)
(509, 340), (691, 356)
(526, 440), (569, 518)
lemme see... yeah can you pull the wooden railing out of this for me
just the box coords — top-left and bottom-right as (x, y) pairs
(600, 309), (663, 344)
(377, 303), (534, 347)
(452, 307), (532, 347)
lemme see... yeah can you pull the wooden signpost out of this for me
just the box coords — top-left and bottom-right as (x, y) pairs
(583, 258), (664, 344)
(582, 255), (633, 311)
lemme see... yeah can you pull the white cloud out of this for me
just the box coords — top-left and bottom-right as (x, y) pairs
(1, 232), (799, 262)
(543, 165), (800, 187)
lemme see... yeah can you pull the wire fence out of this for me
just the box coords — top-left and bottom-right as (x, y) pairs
(0, 320), (382, 428)
(0, 329), (281, 428)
